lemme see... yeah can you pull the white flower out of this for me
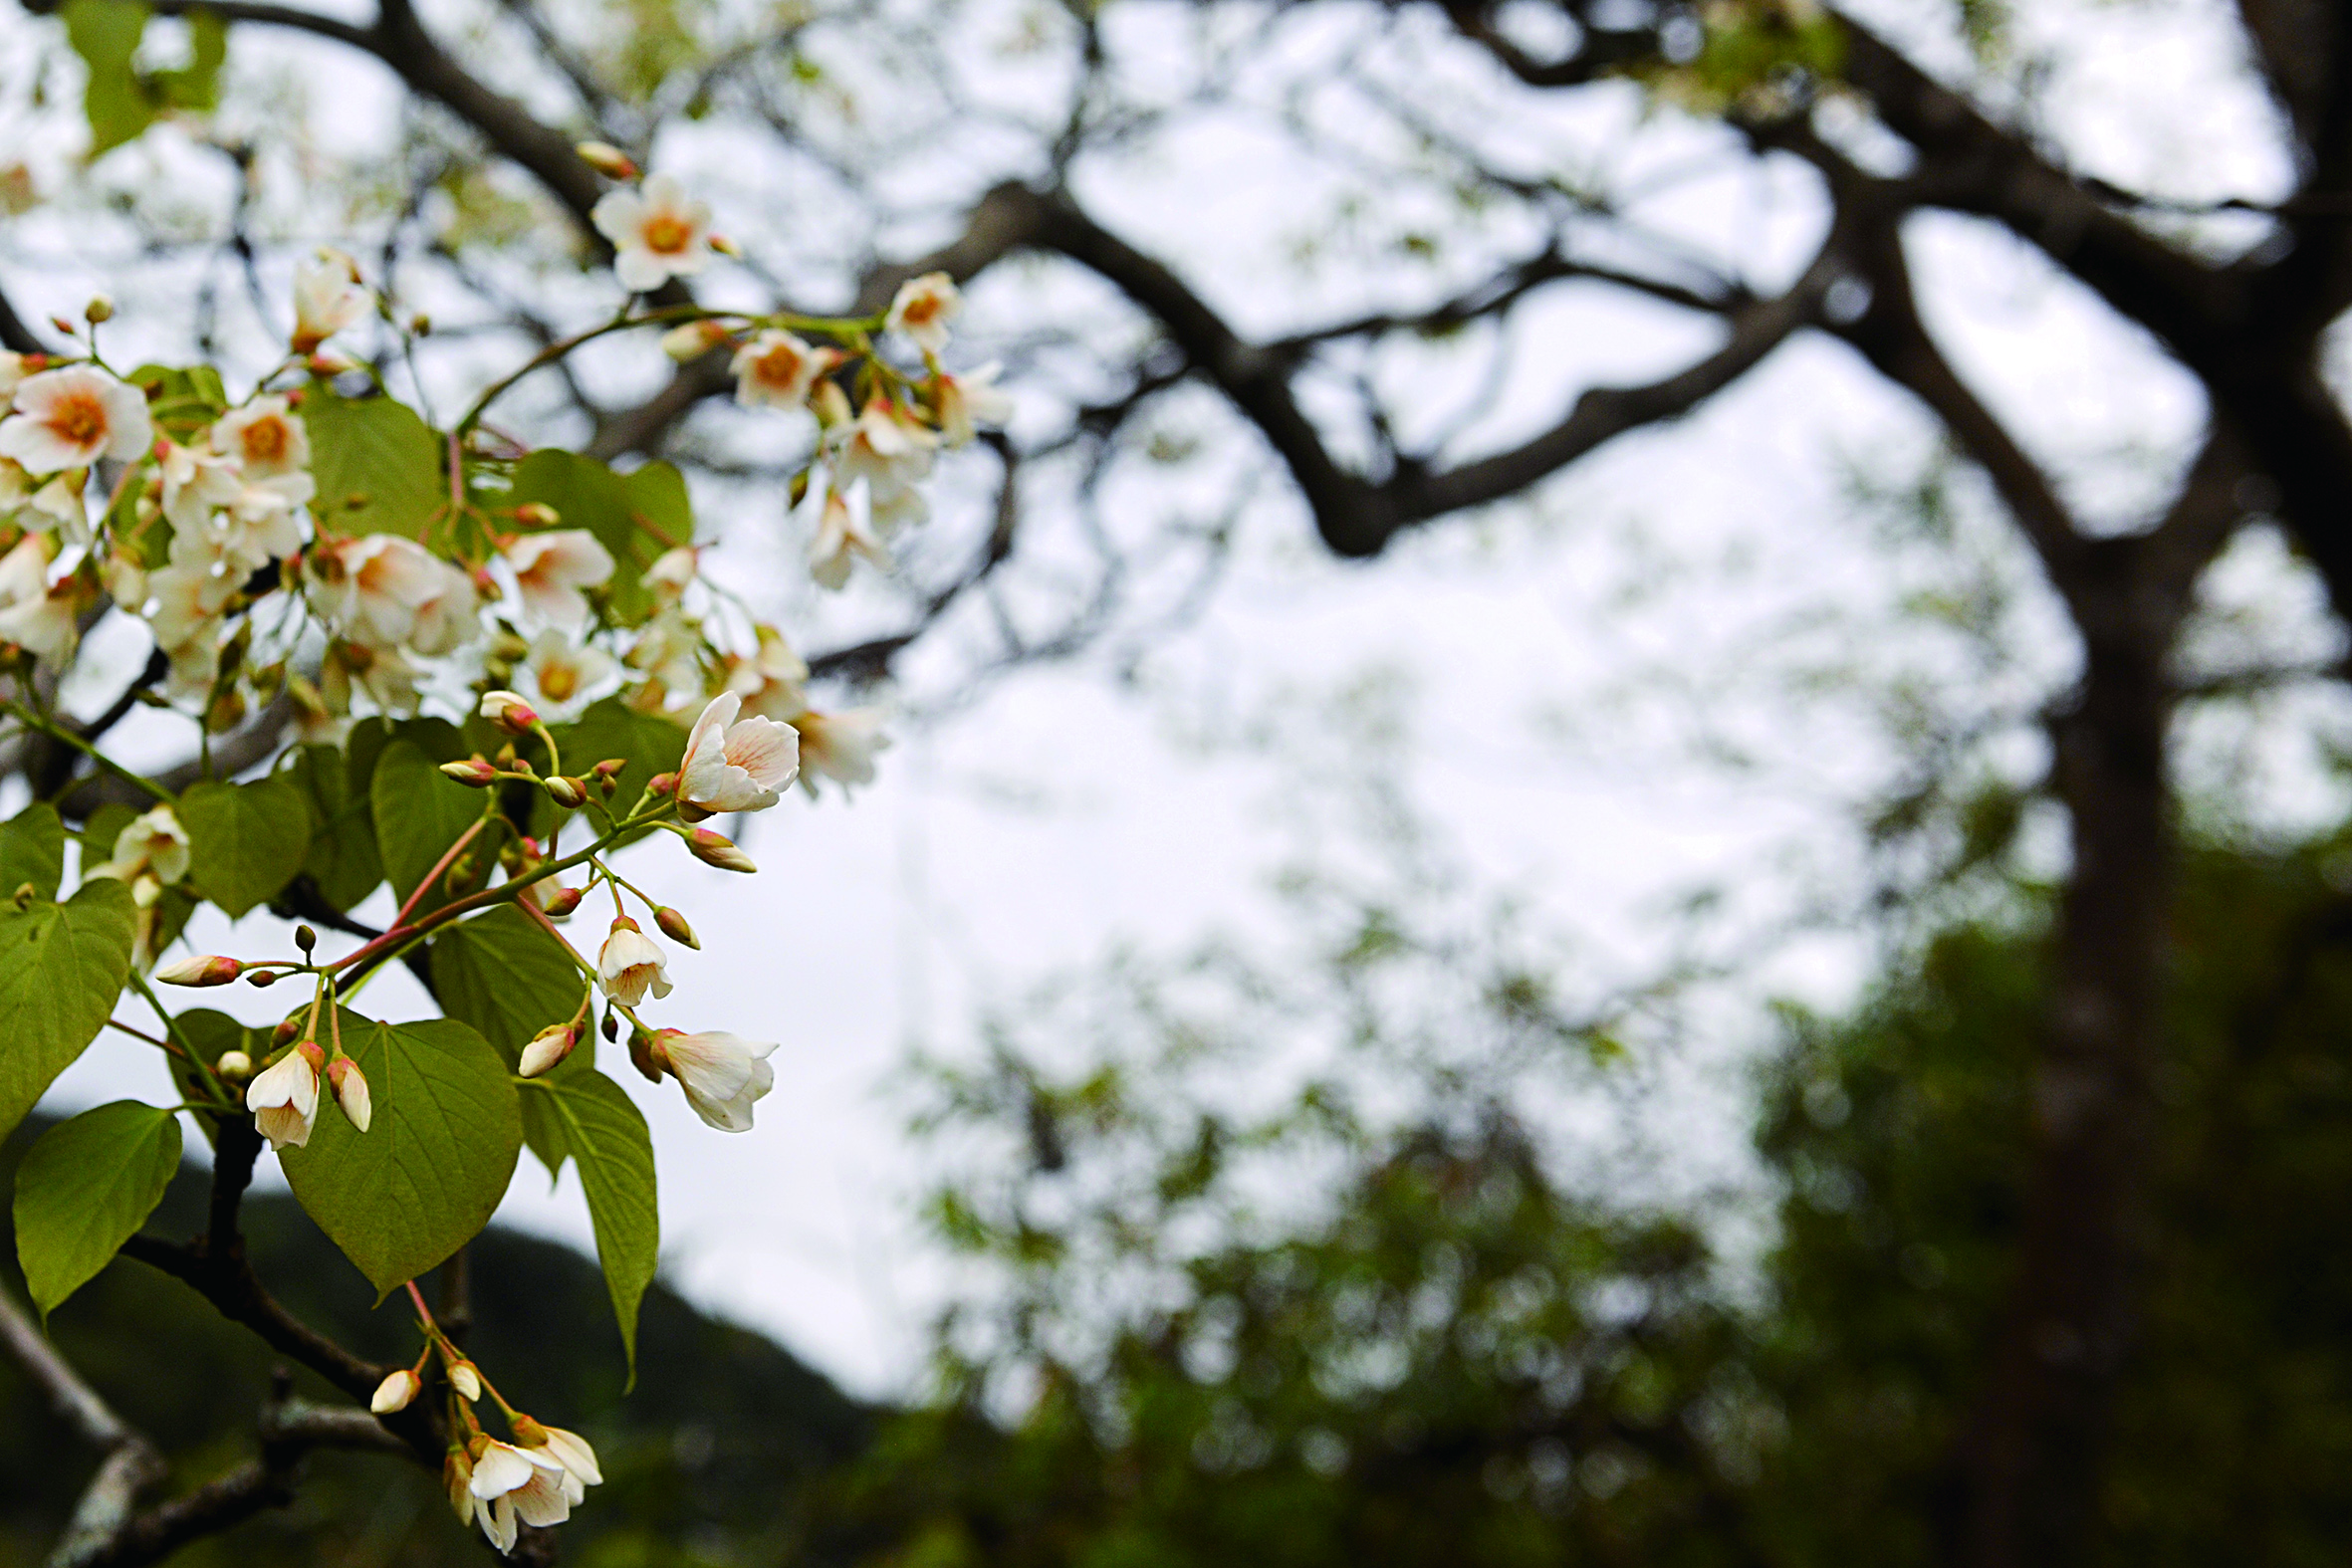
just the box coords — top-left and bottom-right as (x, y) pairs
(793, 708), (889, 793)
(328, 1055), (371, 1133)
(731, 330), (838, 410)
(932, 362), (1015, 447)
(885, 271), (962, 354)
(652, 1029), (777, 1132)
(291, 250), (370, 353)
(0, 535), (77, 663)
(159, 441), (244, 531)
(809, 488), (891, 590)
(596, 917), (672, 1007)
(143, 562), (236, 671)
(537, 1427), (601, 1490)
(520, 629), (619, 718)
(211, 396), (311, 481)
(644, 545), (697, 604)
(504, 529), (614, 630)
(470, 1439), (571, 1535)
(0, 365), (150, 475)
(307, 534), (442, 648)
(208, 475), (307, 569)
(590, 173), (714, 293)
(246, 1042), (324, 1151)
(722, 625), (808, 721)
(831, 396), (937, 503)
(406, 559), (480, 656)
(677, 690), (799, 817)
(324, 638), (421, 715)
(95, 804), (192, 889)
(0, 351), (23, 401)
(20, 470), (90, 544)
(370, 1370), (421, 1414)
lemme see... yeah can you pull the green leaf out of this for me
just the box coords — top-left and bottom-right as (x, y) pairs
(168, 1008), (259, 1146)
(63, 0), (154, 156)
(304, 390), (447, 541)
(505, 450), (688, 626)
(537, 696), (688, 840)
(13, 1101), (181, 1319)
(0, 880), (138, 1147)
(77, 801), (136, 865)
(0, 803), (66, 901)
(180, 777), (312, 918)
(154, 10), (226, 111)
(280, 1011), (522, 1299)
(290, 746), (382, 912)
(523, 1071), (656, 1381)
(431, 905), (590, 1072)
(370, 739), (486, 908)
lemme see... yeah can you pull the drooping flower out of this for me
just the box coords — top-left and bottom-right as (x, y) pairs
(159, 440), (245, 531)
(649, 1028), (777, 1132)
(504, 529), (615, 630)
(809, 488), (891, 590)
(0, 365), (151, 474)
(247, 1041), (325, 1151)
(831, 396), (937, 503)
(142, 563), (238, 695)
(596, 917), (672, 1006)
(643, 545), (697, 604)
(731, 330), (839, 410)
(521, 628), (619, 719)
(676, 690), (799, 818)
(793, 707), (889, 793)
(406, 559), (481, 656)
(469, 1437), (572, 1545)
(212, 396), (312, 482)
(291, 250), (370, 354)
(590, 173), (714, 293)
(930, 361), (1015, 447)
(721, 624), (808, 721)
(0, 534), (79, 663)
(535, 1426), (602, 1490)
(624, 609), (704, 710)
(327, 1055), (371, 1132)
(307, 534), (444, 648)
(96, 803), (192, 891)
(885, 271), (963, 354)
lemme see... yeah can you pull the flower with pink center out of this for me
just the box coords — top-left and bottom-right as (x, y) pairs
(0, 365), (151, 474)
(731, 330), (840, 410)
(503, 529), (615, 630)
(590, 173), (714, 293)
(676, 690), (799, 818)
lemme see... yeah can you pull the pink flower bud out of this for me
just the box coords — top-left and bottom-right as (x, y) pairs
(327, 1055), (371, 1133)
(372, 1369), (421, 1414)
(654, 906), (699, 949)
(441, 756), (500, 787)
(545, 775), (588, 809)
(155, 954), (243, 987)
(646, 771), (676, 797)
(513, 502), (561, 528)
(542, 885), (584, 918)
(684, 827), (757, 874)
(519, 1023), (577, 1078)
(479, 690), (539, 735)
(574, 140), (638, 179)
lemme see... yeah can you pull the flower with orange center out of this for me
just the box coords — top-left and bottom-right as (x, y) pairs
(589, 173), (714, 293)
(886, 271), (963, 354)
(0, 364), (151, 474)
(731, 330), (840, 410)
(212, 396), (311, 481)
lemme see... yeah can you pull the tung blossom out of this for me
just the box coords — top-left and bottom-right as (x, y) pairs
(0, 534), (79, 663)
(885, 271), (962, 354)
(159, 441), (244, 531)
(596, 917), (672, 1006)
(468, 1438), (572, 1549)
(504, 529), (614, 629)
(590, 173), (713, 293)
(291, 250), (370, 353)
(931, 362), (1015, 447)
(307, 534), (443, 648)
(809, 488), (891, 590)
(793, 707), (890, 794)
(676, 690), (799, 817)
(247, 1042), (325, 1151)
(406, 559), (481, 656)
(520, 628), (618, 718)
(0, 364), (151, 474)
(831, 396), (937, 503)
(721, 624), (808, 721)
(648, 1028), (777, 1132)
(731, 330), (839, 410)
(94, 803), (191, 894)
(212, 396), (313, 484)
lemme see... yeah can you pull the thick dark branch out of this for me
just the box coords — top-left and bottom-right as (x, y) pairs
(2, 1289), (168, 1566)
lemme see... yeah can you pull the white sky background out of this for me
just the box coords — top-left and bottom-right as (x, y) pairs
(7, 0), (2352, 1398)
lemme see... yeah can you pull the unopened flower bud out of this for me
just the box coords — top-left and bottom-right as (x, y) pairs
(575, 140), (637, 179)
(441, 756), (500, 787)
(546, 775), (588, 808)
(708, 232), (742, 259)
(479, 690), (538, 735)
(509, 1414), (550, 1447)
(443, 1448), (475, 1523)
(593, 757), (628, 779)
(327, 1056), (371, 1133)
(519, 1022), (576, 1077)
(155, 954), (242, 987)
(684, 827), (757, 874)
(654, 906), (699, 949)
(514, 502), (561, 528)
(215, 1050), (253, 1082)
(543, 885), (584, 918)
(247, 967), (279, 987)
(308, 350), (360, 374)
(273, 1018), (302, 1046)
(646, 771), (676, 797)
(84, 295), (113, 324)
(601, 1010), (619, 1042)
(295, 925), (318, 955)
(811, 379), (852, 428)
(448, 1361), (482, 1401)
(371, 1368), (421, 1414)
(408, 312), (431, 336)
(661, 321), (731, 361)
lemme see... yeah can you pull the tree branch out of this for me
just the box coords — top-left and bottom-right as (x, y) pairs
(0, 1287), (168, 1567)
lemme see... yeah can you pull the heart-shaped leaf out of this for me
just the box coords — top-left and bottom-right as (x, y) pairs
(180, 778), (313, 918)
(280, 1010), (521, 1299)
(0, 802), (65, 900)
(0, 880), (138, 1146)
(14, 1101), (182, 1319)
